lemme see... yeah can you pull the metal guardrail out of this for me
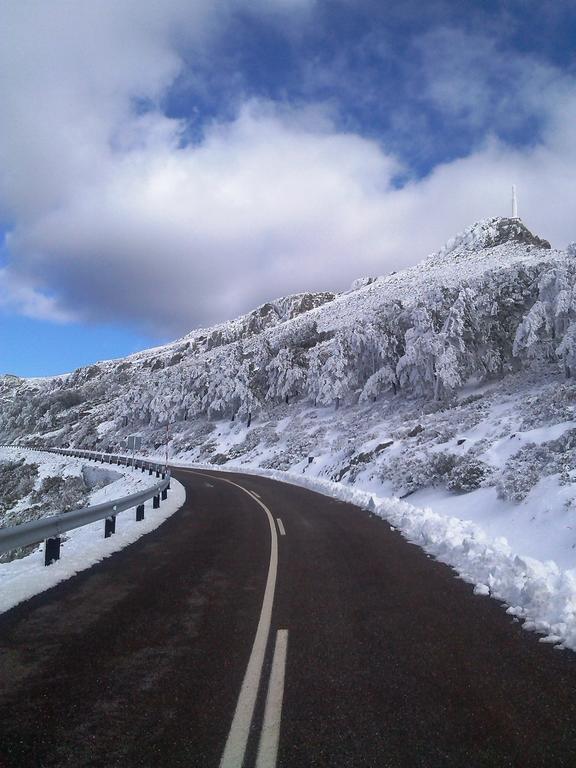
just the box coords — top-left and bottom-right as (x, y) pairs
(0, 446), (170, 565)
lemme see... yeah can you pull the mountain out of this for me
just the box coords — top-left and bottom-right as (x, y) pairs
(0, 215), (571, 450)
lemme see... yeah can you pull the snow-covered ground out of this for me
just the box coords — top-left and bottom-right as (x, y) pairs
(0, 447), (185, 614)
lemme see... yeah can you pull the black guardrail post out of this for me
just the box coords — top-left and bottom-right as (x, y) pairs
(136, 504), (145, 521)
(153, 494), (160, 509)
(104, 515), (116, 538)
(44, 537), (61, 566)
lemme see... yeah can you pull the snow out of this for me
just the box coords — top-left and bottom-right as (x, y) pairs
(408, 479), (576, 570)
(483, 420), (576, 465)
(0, 448), (185, 614)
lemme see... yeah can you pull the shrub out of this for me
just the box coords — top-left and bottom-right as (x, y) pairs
(447, 458), (492, 492)
(0, 460), (38, 513)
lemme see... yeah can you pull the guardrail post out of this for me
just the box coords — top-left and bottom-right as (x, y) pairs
(44, 537), (61, 566)
(104, 516), (116, 538)
(156, 470), (160, 478)
(148, 466), (153, 475)
(161, 488), (168, 500)
(153, 495), (160, 509)
(136, 504), (145, 521)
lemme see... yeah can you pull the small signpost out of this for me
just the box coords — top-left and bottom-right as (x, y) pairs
(127, 435), (142, 466)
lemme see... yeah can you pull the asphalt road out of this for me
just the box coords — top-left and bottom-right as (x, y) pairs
(1, 467), (576, 767)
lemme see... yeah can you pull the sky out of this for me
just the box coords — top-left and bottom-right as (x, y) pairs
(2, 0), (576, 376)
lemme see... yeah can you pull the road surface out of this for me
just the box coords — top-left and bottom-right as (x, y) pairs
(1, 467), (576, 767)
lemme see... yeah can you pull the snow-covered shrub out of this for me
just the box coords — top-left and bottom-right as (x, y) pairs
(496, 454), (542, 502)
(261, 453), (296, 471)
(386, 446), (494, 496)
(198, 440), (218, 461)
(519, 383), (576, 430)
(495, 435), (576, 501)
(385, 450), (459, 495)
(30, 475), (89, 514)
(446, 457), (492, 492)
(0, 460), (38, 514)
(428, 451), (459, 478)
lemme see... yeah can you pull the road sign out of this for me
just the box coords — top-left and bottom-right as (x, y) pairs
(127, 435), (142, 451)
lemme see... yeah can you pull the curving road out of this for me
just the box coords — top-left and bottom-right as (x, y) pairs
(1, 467), (576, 767)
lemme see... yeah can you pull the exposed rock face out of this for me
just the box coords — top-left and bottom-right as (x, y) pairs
(274, 292), (336, 320)
(436, 217), (551, 259)
(483, 217), (551, 250)
(195, 291), (337, 351)
(350, 276), (377, 291)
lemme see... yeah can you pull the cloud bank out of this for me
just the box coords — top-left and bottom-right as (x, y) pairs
(1, 2), (576, 336)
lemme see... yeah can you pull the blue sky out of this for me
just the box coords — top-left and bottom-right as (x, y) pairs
(2, 0), (576, 375)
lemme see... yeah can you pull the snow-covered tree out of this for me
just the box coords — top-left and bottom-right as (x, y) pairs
(514, 269), (576, 365)
(359, 365), (397, 402)
(266, 349), (305, 404)
(305, 334), (356, 408)
(396, 308), (442, 397)
(202, 345), (242, 419)
(557, 322), (576, 378)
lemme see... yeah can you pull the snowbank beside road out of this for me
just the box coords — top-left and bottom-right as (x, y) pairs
(0, 448), (185, 614)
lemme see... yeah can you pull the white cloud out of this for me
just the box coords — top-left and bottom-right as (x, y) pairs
(0, 267), (75, 323)
(413, 26), (566, 136)
(1, 3), (576, 338)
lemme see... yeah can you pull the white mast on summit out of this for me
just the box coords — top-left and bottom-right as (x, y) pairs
(512, 185), (518, 219)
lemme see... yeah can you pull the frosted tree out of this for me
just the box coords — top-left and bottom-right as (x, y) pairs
(513, 301), (552, 360)
(345, 321), (379, 382)
(314, 333), (357, 408)
(266, 348), (305, 404)
(245, 338), (273, 403)
(430, 288), (482, 398)
(557, 322), (576, 378)
(433, 345), (461, 398)
(233, 355), (263, 424)
(345, 307), (403, 400)
(514, 268), (576, 365)
(179, 362), (208, 420)
(202, 344), (242, 419)
(359, 365), (398, 402)
(396, 308), (442, 397)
